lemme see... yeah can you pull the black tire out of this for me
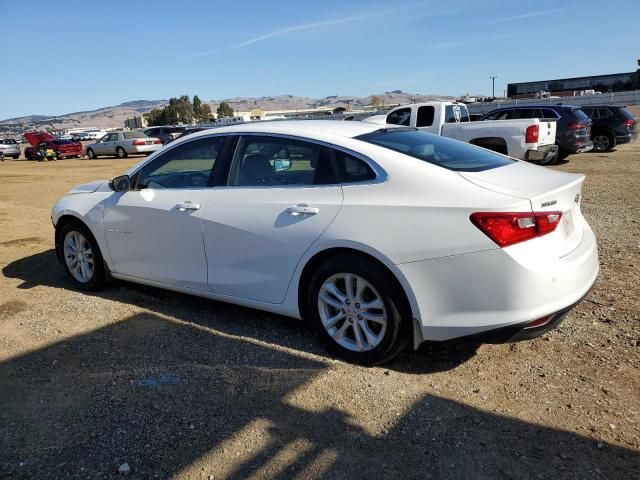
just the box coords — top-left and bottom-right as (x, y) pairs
(592, 131), (615, 152)
(87, 148), (96, 159)
(12, 155), (19, 160)
(56, 221), (106, 291)
(306, 254), (410, 365)
(556, 147), (570, 162)
(116, 147), (128, 159)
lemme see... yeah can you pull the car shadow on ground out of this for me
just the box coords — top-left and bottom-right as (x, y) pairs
(1, 310), (638, 478)
(3, 250), (481, 375)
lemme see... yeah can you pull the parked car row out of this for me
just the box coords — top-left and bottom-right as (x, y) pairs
(364, 101), (559, 164)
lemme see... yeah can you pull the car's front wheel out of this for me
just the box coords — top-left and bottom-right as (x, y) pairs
(57, 222), (106, 291)
(307, 254), (410, 365)
(87, 148), (96, 159)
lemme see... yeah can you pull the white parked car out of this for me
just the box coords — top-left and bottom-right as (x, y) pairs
(86, 131), (162, 159)
(51, 121), (598, 364)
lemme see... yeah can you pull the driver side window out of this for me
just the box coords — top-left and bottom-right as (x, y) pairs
(134, 136), (225, 190)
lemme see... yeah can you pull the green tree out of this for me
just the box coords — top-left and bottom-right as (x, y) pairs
(200, 103), (213, 122)
(193, 95), (202, 119)
(217, 102), (234, 118)
(370, 95), (384, 108)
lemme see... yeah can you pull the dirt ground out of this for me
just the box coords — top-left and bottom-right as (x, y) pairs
(1, 117), (639, 479)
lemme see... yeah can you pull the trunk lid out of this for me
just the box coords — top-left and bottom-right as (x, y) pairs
(460, 161), (585, 256)
(24, 131), (55, 147)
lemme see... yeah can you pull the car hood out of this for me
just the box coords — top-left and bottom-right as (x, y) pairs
(24, 131), (55, 147)
(68, 180), (109, 194)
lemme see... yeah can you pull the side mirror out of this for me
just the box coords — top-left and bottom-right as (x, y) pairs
(109, 174), (131, 192)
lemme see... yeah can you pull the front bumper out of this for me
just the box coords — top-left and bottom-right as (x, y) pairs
(398, 224), (599, 342)
(525, 144), (558, 162)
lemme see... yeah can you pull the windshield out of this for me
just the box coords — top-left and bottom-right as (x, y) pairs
(572, 109), (590, 122)
(356, 129), (515, 172)
(124, 131), (147, 139)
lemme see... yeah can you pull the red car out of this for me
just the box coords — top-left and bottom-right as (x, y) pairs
(24, 132), (83, 160)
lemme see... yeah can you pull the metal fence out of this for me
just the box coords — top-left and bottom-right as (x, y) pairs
(467, 90), (640, 115)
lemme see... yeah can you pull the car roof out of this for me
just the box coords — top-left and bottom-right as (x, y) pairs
(182, 120), (382, 143)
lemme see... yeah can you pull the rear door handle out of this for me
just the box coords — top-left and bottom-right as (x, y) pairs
(175, 202), (201, 212)
(286, 204), (319, 216)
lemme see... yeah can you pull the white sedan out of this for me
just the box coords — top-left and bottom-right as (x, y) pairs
(51, 121), (599, 364)
(86, 131), (162, 159)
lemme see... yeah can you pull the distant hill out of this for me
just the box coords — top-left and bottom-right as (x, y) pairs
(0, 92), (454, 135)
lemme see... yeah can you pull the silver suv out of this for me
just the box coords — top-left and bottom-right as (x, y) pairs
(0, 138), (20, 159)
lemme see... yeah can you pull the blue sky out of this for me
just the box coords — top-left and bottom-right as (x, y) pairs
(1, 0), (638, 119)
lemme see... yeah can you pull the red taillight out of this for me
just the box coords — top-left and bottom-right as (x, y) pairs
(622, 119), (635, 128)
(525, 124), (539, 143)
(470, 211), (563, 248)
(567, 122), (587, 130)
(132, 139), (146, 145)
(153, 138), (162, 144)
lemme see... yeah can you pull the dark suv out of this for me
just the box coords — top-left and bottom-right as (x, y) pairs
(580, 106), (637, 152)
(481, 105), (593, 162)
(143, 126), (186, 145)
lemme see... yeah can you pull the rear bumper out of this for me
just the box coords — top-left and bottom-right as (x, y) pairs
(0, 147), (20, 156)
(398, 223), (599, 342)
(561, 138), (594, 154)
(128, 144), (162, 154)
(615, 132), (638, 145)
(525, 144), (558, 162)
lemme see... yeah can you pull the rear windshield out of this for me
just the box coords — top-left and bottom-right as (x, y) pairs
(124, 131), (147, 139)
(357, 129), (515, 172)
(620, 108), (636, 121)
(571, 109), (590, 122)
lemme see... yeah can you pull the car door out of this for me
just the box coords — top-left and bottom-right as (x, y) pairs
(94, 134), (108, 155)
(102, 135), (229, 289)
(202, 134), (343, 303)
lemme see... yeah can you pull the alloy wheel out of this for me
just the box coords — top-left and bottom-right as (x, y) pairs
(318, 273), (387, 352)
(593, 134), (610, 152)
(63, 231), (95, 283)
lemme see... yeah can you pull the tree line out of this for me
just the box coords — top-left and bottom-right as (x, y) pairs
(144, 95), (235, 126)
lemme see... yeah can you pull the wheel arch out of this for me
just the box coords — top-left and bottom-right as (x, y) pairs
(295, 245), (421, 345)
(469, 137), (509, 155)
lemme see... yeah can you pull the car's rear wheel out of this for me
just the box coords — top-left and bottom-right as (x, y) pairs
(116, 147), (127, 159)
(592, 132), (615, 152)
(12, 155), (19, 159)
(87, 148), (96, 159)
(307, 254), (410, 365)
(57, 221), (106, 291)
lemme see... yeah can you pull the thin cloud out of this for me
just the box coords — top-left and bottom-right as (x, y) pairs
(491, 8), (566, 23)
(231, 12), (384, 49)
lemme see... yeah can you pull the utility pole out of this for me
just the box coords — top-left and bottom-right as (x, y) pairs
(490, 75), (498, 98)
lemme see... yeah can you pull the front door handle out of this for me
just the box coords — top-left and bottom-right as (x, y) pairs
(175, 202), (201, 212)
(286, 204), (319, 216)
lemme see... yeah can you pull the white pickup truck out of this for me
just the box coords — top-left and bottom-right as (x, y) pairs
(362, 102), (558, 164)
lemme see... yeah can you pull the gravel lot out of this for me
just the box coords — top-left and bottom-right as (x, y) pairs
(1, 116), (639, 479)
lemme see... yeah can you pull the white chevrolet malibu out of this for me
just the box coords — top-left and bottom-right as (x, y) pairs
(52, 121), (599, 364)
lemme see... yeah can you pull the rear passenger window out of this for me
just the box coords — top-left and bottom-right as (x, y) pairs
(332, 150), (376, 183)
(513, 109), (534, 119)
(485, 110), (513, 120)
(387, 108), (411, 126)
(228, 136), (335, 186)
(598, 108), (612, 119)
(542, 109), (558, 119)
(416, 106), (435, 127)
